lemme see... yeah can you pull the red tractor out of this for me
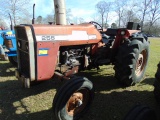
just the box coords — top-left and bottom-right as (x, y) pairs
(14, 21), (149, 120)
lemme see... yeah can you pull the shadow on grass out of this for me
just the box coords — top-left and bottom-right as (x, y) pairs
(81, 90), (160, 120)
(0, 78), (62, 120)
(140, 77), (155, 86)
(0, 62), (16, 77)
(77, 68), (123, 92)
(1, 80), (160, 120)
(0, 63), (159, 120)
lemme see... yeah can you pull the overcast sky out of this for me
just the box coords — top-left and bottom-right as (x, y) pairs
(32, 0), (117, 24)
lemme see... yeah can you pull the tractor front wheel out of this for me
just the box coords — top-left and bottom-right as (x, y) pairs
(52, 77), (94, 120)
(114, 39), (149, 86)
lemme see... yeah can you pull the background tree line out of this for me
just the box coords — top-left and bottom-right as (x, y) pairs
(0, 0), (160, 36)
(95, 0), (160, 36)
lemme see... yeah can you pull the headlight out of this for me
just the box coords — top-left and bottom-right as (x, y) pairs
(5, 40), (13, 48)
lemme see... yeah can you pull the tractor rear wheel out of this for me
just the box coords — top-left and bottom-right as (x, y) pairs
(52, 77), (94, 120)
(154, 63), (160, 102)
(114, 39), (149, 86)
(124, 105), (156, 120)
(9, 56), (17, 66)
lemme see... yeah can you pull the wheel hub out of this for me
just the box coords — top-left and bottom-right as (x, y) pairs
(66, 89), (89, 116)
(67, 92), (83, 113)
(135, 50), (147, 77)
(136, 54), (143, 72)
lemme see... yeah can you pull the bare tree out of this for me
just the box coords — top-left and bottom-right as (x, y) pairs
(66, 9), (72, 24)
(17, 9), (32, 25)
(36, 14), (55, 25)
(96, 1), (109, 28)
(147, 0), (160, 33)
(0, 19), (8, 29)
(45, 15), (55, 24)
(138, 0), (152, 31)
(36, 16), (43, 24)
(0, 0), (31, 25)
(78, 17), (84, 24)
(114, 0), (126, 27)
(121, 10), (141, 27)
(104, 2), (112, 27)
(72, 17), (78, 24)
(91, 13), (101, 23)
(18, 16), (32, 25)
(120, 0), (140, 27)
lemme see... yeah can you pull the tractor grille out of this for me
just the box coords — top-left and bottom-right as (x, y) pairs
(19, 52), (30, 77)
(16, 27), (28, 41)
(16, 27), (30, 77)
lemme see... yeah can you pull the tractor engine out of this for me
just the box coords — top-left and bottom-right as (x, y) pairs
(56, 33), (115, 73)
(57, 46), (85, 74)
(60, 47), (83, 66)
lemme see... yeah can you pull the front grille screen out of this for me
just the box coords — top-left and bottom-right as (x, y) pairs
(16, 27), (28, 41)
(19, 51), (30, 77)
(16, 26), (30, 77)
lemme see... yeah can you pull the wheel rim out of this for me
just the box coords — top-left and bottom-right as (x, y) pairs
(66, 88), (90, 116)
(135, 50), (147, 77)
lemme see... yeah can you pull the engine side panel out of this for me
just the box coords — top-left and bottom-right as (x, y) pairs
(37, 41), (59, 80)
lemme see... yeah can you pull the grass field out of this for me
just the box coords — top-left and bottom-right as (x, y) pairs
(0, 38), (160, 120)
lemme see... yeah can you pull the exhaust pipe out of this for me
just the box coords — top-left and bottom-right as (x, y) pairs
(54, 0), (67, 25)
(8, 13), (13, 30)
(32, 4), (35, 24)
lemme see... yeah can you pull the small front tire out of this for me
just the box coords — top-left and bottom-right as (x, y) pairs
(53, 77), (94, 120)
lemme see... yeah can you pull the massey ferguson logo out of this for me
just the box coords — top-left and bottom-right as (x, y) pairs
(42, 36), (55, 40)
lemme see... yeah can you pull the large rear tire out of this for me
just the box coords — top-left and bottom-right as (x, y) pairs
(154, 63), (160, 102)
(52, 77), (94, 120)
(114, 39), (149, 86)
(124, 105), (156, 120)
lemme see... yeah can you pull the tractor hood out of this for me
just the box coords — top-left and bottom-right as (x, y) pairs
(26, 23), (102, 46)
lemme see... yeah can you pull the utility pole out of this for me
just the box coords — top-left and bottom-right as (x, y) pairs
(54, 0), (67, 25)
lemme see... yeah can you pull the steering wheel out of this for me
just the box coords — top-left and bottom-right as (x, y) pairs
(89, 21), (103, 31)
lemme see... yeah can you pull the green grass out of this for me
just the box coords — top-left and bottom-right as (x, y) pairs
(0, 38), (160, 120)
